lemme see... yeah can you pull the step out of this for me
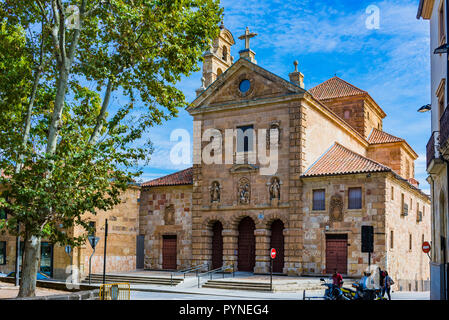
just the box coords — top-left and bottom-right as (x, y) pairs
(206, 280), (272, 287)
(82, 274), (183, 286)
(202, 280), (272, 292)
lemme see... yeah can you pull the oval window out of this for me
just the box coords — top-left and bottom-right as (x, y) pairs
(239, 79), (251, 93)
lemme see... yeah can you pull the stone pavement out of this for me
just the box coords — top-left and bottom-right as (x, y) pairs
(0, 282), (70, 299)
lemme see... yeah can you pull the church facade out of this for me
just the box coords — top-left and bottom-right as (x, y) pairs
(0, 25), (431, 292)
(139, 26), (431, 291)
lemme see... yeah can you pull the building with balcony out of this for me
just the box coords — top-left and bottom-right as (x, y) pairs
(418, 0), (449, 300)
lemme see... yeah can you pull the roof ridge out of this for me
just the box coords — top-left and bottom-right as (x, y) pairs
(302, 142), (391, 177)
(142, 167), (193, 187)
(333, 142), (391, 170)
(368, 128), (404, 144)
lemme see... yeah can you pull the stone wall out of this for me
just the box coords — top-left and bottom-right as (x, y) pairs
(139, 185), (192, 270)
(74, 186), (140, 277)
(384, 174), (431, 291)
(303, 99), (367, 170)
(301, 173), (387, 277)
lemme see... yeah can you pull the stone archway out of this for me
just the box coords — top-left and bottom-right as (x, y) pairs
(211, 221), (223, 269)
(238, 216), (256, 271)
(270, 219), (284, 273)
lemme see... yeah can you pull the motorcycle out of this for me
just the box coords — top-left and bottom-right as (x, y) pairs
(340, 281), (387, 300)
(320, 278), (350, 300)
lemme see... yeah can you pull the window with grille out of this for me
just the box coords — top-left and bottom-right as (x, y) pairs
(312, 189), (326, 211)
(348, 187), (362, 209)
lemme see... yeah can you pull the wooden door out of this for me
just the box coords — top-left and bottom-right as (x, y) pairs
(136, 235), (145, 269)
(270, 220), (284, 273)
(238, 217), (255, 271)
(212, 221), (223, 269)
(325, 234), (348, 274)
(162, 235), (177, 270)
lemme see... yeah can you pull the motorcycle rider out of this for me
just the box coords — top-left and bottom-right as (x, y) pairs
(332, 269), (343, 289)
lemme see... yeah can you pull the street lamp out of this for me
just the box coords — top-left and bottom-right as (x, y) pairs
(434, 43), (449, 54)
(417, 104), (431, 112)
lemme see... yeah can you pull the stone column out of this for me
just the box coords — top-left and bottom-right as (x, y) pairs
(285, 102), (306, 276)
(254, 228), (271, 273)
(222, 228), (238, 269)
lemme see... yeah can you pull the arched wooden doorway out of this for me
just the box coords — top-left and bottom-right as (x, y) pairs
(211, 221), (223, 269)
(238, 216), (255, 271)
(270, 219), (284, 273)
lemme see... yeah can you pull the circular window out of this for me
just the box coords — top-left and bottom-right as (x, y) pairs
(239, 79), (251, 93)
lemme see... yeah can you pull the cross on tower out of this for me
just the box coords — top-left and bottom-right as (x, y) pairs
(238, 27), (257, 50)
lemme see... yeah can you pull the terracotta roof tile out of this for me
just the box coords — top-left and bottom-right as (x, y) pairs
(302, 143), (391, 177)
(368, 128), (404, 144)
(309, 76), (367, 100)
(141, 167), (193, 187)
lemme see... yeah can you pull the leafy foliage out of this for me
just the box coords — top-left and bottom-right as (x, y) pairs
(0, 0), (221, 257)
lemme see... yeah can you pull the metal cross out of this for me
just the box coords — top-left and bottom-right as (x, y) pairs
(238, 27), (257, 50)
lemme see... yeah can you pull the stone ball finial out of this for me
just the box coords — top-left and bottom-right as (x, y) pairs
(293, 60), (299, 72)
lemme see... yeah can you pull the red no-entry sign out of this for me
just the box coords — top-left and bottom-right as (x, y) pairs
(422, 241), (431, 254)
(270, 248), (276, 259)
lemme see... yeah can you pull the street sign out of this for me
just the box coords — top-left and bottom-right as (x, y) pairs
(65, 245), (72, 255)
(422, 241), (431, 254)
(270, 248), (276, 259)
(88, 236), (100, 249)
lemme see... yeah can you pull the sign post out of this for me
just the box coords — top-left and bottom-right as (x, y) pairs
(87, 236), (100, 285)
(103, 219), (108, 291)
(270, 248), (276, 292)
(422, 241), (431, 260)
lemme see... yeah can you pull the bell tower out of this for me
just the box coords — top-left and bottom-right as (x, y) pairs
(197, 23), (235, 93)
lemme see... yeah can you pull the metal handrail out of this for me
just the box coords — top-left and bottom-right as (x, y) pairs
(170, 263), (209, 286)
(197, 264), (234, 288)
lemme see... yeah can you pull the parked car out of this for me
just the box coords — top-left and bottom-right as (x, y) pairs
(7, 271), (51, 280)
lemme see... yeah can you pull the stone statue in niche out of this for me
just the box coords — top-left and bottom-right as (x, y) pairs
(238, 178), (250, 205)
(164, 204), (175, 225)
(210, 181), (220, 203)
(269, 177), (281, 200)
(329, 195), (343, 222)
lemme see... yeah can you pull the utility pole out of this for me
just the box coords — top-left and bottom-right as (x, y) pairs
(103, 219), (108, 286)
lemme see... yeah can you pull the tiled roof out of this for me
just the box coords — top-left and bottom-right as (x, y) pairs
(368, 128), (404, 144)
(302, 143), (391, 177)
(309, 76), (367, 100)
(141, 167), (193, 187)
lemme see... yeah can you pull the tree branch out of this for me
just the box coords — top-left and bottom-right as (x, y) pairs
(88, 78), (114, 145)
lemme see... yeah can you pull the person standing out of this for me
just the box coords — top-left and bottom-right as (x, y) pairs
(383, 271), (394, 300)
(379, 268), (386, 297)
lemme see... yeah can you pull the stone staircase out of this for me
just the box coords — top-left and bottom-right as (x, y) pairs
(82, 273), (184, 286)
(201, 280), (272, 292)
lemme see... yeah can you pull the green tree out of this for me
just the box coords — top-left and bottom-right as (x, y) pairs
(0, 0), (222, 297)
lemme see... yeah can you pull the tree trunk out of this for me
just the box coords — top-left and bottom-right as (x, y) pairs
(17, 235), (41, 298)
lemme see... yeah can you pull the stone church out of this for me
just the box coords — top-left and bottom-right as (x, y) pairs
(137, 25), (431, 291)
(0, 25), (431, 291)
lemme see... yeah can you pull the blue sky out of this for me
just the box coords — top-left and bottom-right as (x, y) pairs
(137, 0), (432, 194)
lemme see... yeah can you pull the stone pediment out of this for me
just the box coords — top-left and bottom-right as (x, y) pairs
(229, 164), (259, 174)
(188, 58), (305, 113)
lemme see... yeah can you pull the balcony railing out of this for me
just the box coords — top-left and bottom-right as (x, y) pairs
(427, 131), (440, 169)
(441, 106), (449, 150)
